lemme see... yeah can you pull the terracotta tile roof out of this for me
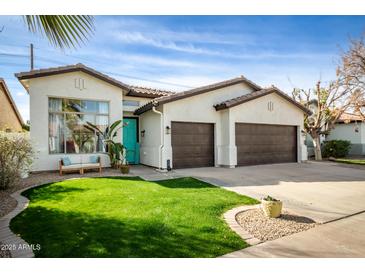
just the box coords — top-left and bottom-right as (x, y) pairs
(127, 85), (175, 98)
(337, 112), (364, 123)
(15, 63), (131, 91)
(134, 76), (262, 115)
(0, 78), (24, 125)
(213, 86), (311, 114)
(15, 63), (173, 99)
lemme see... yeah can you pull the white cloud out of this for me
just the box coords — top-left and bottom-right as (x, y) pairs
(113, 31), (222, 55)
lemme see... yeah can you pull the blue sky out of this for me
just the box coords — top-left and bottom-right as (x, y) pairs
(1, 15), (365, 121)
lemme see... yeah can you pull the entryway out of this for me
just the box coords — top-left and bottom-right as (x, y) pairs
(123, 117), (140, 164)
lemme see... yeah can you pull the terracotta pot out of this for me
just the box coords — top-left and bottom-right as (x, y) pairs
(120, 165), (130, 174)
(261, 199), (282, 218)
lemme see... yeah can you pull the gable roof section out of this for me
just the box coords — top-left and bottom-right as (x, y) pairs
(214, 86), (311, 114)
(134, 76), (262, 115)
(16, 63), (131, 91)
(15, 63), (173, 99)
(0, 78), (24, 125)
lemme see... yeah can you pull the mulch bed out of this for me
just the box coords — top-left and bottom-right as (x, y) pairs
(236, 208), (317, 242)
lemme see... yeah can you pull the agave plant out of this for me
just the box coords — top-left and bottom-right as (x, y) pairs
(84, 120), (126, 168)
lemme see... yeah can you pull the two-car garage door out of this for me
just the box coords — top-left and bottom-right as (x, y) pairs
(235, 123), (297, 166)
(171, 121), (297, 169)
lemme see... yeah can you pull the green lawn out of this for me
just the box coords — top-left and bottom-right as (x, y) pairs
(335, 158), (365, 165)
(10, 177), (258, 258)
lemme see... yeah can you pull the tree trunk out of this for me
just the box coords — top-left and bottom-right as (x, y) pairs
(312, 135), (322, 161)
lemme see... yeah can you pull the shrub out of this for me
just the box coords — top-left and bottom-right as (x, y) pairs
(0, 132), (34, 190)
(322, 140), (351, 158)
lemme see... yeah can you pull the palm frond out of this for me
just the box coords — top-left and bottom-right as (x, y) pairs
(24, 15), (94, 49)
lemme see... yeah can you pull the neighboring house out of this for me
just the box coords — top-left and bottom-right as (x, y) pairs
(16, 63), (309, 172)
(0, 78), (24, 132)
(326, 113), (365, 155)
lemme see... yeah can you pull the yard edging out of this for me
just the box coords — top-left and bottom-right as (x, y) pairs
(0, 180), (58, 258)
(223, 204), (262, 247)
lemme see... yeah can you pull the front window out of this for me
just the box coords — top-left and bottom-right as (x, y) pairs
(48, 98), (109, 154)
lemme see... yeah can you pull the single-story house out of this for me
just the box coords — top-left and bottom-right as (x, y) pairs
(0, 78), (24, 132)
(326, 112), (365, 155)
(16, 63), (309, 172)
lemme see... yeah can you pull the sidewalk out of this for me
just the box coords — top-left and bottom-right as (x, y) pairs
(223, 211), (365, 258)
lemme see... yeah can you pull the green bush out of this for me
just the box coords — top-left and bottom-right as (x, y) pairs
(0, 132), (34, 190)
(322, 140), (351, 158)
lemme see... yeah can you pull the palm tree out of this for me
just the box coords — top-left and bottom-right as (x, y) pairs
(24, 15), (94, 49)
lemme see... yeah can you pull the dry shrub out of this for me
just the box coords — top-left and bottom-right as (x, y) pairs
(0, 132), (33, 190)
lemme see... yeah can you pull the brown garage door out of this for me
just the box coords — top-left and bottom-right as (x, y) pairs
(236, 123), (297, 166)
(171, 122), (214, 169)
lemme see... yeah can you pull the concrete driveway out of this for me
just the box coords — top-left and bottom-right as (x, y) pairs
(222, 211), (365, 258)
(173, 161), (365, 223)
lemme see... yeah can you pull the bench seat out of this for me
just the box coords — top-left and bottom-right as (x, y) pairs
(59, 157), (102, 175)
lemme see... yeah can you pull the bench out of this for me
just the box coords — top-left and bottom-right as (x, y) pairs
(59, 156), (102, 176)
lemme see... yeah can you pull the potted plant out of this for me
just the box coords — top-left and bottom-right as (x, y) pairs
(261, 195), (282, 218)
(120, 147), (130, 174)
(120, 164), (130, 174)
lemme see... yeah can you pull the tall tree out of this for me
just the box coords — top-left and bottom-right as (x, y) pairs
(24, 15), (94, 49)
(292, 81), (352, 160)
(336, 35), (365, 118)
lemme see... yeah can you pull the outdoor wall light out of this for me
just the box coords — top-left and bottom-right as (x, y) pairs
(141, 130), (145, 137)
(165, 126), (171, 135)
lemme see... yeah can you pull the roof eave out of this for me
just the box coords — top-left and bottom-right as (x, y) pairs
(15, 64), (132, 93)
(134, 101), (159, 115)
(126, 90), (165, 99)
(215, 89), (311, 115)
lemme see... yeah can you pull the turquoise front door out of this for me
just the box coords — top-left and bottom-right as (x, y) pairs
(123, 118), (139, 164)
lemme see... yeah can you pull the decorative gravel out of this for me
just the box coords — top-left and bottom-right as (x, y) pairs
(236, 208), (317, 242)
(0, 241), (11, 258)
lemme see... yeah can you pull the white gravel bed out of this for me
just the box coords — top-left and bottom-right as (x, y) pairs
(236, 208), (317, 242)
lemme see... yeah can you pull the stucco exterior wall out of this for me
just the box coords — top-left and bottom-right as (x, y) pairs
(28, 71), (124, 171)
(229, 92), (307, 163)
(327, 123), (365, 155)
(139, 108), (162, 167)
(0, 85), (23, 132)
(141, 84), (307, 169)
(160, 82), (256, 169)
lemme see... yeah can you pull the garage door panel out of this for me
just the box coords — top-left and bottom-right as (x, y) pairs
(171, 122), (214, 169)
(236, 123), (297, 166)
